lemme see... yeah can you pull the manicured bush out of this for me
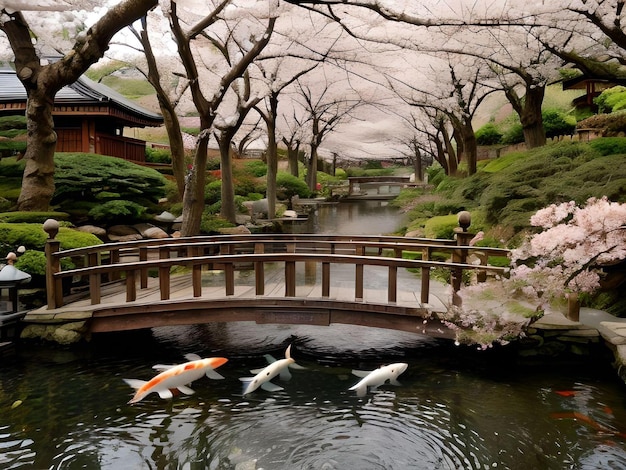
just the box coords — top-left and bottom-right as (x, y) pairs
(145, 146), (172, 164)
(0, 115), (27, 131)
(200, 213), (234, 234)
(88, 200), (147, 224)
(423, 214), (459, 239)
(588, 137), (626, 156)
(594, 86), (626, 113)
(276, 172), (311, 199)
(205, 180), (222, 205)
(542, 109), (576, 138)
(52, 153), (167, 212)
(0, 223), (101, 256)
(475, 122), (503, 145)
(0, 211), (69, 224)
(0, 157), (26, 177)
(501, 122), (524, 145)
(244, 160), (267, 177)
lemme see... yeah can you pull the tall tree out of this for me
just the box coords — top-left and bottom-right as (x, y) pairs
(164, 0), (276, 235)
(293, 75), (362, 190)
(254, 59), (318, 218)
(0, 0), (158, 211)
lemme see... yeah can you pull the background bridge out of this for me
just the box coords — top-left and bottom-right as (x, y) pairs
(23, 225), (509, 343)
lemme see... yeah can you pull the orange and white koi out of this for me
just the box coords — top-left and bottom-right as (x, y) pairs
(124, 353), (228, 404)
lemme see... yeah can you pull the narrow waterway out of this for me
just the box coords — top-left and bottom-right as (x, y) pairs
(1, 200), (625, 469)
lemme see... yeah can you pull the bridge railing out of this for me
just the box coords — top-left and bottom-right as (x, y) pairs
(43, 225), (510, 310)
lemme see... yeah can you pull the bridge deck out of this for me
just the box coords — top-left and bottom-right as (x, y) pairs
(25, 264), (452, 337)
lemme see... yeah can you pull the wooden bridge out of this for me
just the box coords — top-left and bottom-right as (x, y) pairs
(330, 176), (428, 200)
(22, 223), (510, 343)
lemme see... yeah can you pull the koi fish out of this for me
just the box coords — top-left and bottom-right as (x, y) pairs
(554, 390), (577, 397)
(124, 353), (228, 404)
(239, 344), (298, 395)
(349, 363), (408, 397)
(551, 412), (626, 439)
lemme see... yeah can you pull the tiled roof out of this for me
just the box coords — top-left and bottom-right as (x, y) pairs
(0, 64), (162, 124)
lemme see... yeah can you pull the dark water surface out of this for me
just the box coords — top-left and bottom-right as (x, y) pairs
(2, 201), (626, 469)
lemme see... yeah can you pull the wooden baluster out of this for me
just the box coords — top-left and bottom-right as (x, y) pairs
(388, 265), (397, 303)
(109, 248), (120, 281)
(322, 261), (330, 297)
(159, 247), (170, 300)
(255, 242), (265, 295)
(140, 247), (148, 288)
(421, 266), (430, 304)
(355, 246), (364, 301)
(192, 245), (202, 298)
(285, 243), (296, 297)
(88, 252), (101, 305)
(225, 261), (235, 296)
(126, 269), (136, 302)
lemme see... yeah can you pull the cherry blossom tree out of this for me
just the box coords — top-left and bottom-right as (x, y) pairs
(163, 0), (276, 235)
(292, 74), (363, 190)
(0, 0), (157, 211)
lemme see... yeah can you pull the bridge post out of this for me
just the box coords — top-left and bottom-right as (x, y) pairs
(452, 211), (474, 306)
(192, 245), (202, 297)
(43, 219), (63, 309)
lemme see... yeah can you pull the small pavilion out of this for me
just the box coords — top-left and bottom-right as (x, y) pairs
(0, 65), (163, 163)
(562, 75), (626, 112)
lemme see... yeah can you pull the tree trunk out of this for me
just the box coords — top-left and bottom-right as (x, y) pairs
(219, 137), (237, 224)
(440, 124), (457, 176)
(460, 121), (478, 175)
(17, 84), (57, 211)
(287, 142), (300, 177)
(180, 134), (208, 236)
(520, 85), (546, 149)
(265, 95), (279, 219)
(307, 144), (318, 191)
(505, 83), (546, 149)
(413, 153), (423, 182)
(160, 105), (187, 199)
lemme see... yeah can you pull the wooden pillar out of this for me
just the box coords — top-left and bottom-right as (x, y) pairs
(43, 219), (62, 309)
(254, 243), (265, 295)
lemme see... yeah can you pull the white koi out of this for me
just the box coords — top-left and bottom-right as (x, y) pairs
(349, 363), (408, 397)
(239, 345), (298, 395)
(124, 353), (228, 404)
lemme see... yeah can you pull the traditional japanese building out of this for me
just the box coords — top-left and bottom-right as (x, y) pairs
(0, 65), (163, 163)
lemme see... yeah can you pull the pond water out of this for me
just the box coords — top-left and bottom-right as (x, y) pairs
(1, 200), (626, 469)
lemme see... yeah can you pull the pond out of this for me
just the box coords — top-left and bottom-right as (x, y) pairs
(1, 200), (625, 469)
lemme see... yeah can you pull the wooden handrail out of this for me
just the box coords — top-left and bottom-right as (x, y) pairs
(48, 251), (508, 309)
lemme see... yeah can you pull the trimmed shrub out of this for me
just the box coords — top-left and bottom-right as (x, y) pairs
(0, 159), (26, 182)
(244, 160), (267, 177)
(88, 200), (147, 224)
(542, 109), (576, 138)
(423, 214), (458, 239)
(276, 172), (311, 199)
(501, 123), (524, 145)
(205, 180), (222, 205)
(475, 122), (503, 145)
(145, 146), (172, 164)
(594, 86), (626, 113)
(52, 153), (167, 210)
(0, 211), (69, 224)
(588, 137), (626, 156)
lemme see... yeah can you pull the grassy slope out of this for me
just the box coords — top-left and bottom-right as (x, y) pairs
(397, 139), (626, 246)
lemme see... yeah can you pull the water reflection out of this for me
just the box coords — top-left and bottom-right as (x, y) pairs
(292, 200), (408, 236)
(2, 329), (626, 469)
